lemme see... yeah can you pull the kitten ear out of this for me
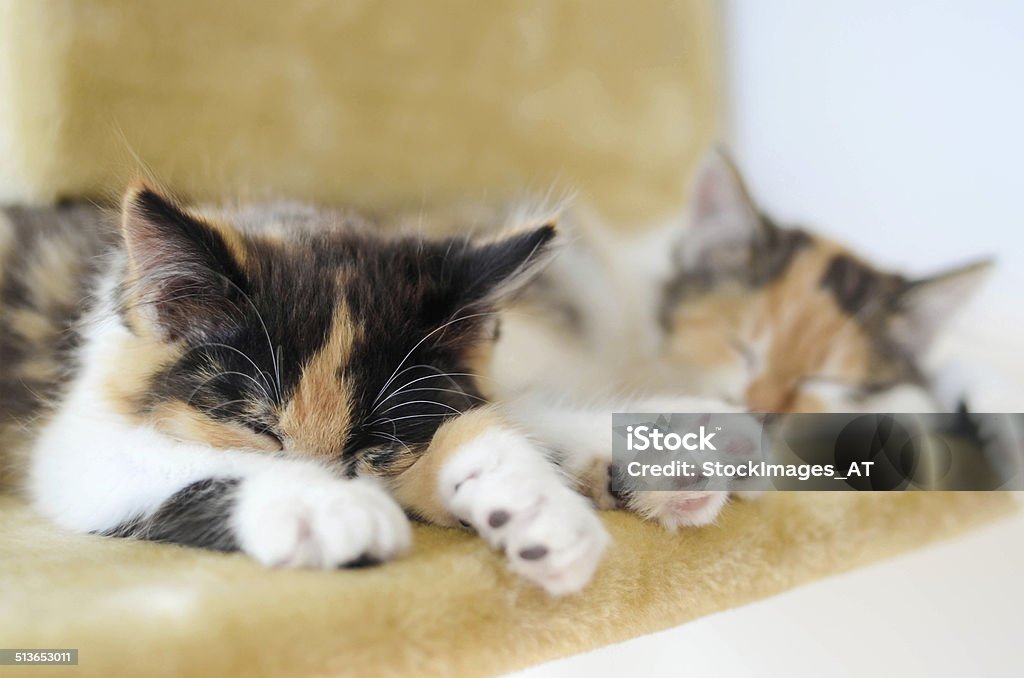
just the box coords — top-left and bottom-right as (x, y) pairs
(680, 146), (762, 267)
(120, 183), (246, 342)
(889, 259), (994, 351)
(460, 223), (558, 306)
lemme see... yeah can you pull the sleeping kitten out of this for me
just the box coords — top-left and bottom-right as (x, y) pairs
(0, 187), (616, 595)
(657, 148), (991, 413)
(490, 147), (992, 528)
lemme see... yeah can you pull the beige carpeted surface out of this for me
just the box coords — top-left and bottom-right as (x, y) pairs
(0, 492), (1014, 677)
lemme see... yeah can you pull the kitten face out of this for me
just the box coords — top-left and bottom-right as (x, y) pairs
(659, 150), (991, 412)
(105, 185), (555, 474)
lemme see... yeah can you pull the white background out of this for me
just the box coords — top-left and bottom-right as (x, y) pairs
(724, 0), (1024, 328)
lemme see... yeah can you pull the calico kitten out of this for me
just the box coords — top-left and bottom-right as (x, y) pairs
(0, 186), (614, 595)
(658, 149), (991, 413)
(632, 149), (989, 523)
(491, 148), (993, 529)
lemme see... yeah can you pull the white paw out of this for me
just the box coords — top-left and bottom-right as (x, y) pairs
(234, 466), (412, 569)
(627, 490), (730, 530)
(441, 429), (610, 596)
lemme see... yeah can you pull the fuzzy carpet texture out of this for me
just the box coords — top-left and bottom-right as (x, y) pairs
(0, 493), (1014, 677)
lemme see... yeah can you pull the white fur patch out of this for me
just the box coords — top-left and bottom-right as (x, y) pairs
(233, 469), (411, 569)
(628, 490), (730, 530)
(502, 395), (745, 530)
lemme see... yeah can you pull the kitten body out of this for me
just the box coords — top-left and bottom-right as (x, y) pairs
(2, 191), (616, 595)
(488, 149), (993, 526)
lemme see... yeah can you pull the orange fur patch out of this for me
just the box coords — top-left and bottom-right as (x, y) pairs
(577, 457), (619, 509)
(277, 295), (358, 457)
(101, 302), (284, 452)
(102, 335), (180, 419)
(149, 401), (281, 451)
(748, 245), (871, 411)
(390, 406), (508, 525)
(666, 240), (874, 412)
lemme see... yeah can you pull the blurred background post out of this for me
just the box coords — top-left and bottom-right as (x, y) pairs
(0, 0), (720, 226)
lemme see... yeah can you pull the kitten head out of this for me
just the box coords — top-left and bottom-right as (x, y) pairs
(659, 149), (991, 412)
(105, 184), (556, 474)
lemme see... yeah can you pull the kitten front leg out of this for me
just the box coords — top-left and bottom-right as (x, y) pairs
(230, 465), (411, 568)
(501, 395), (744, 529)
(391, 407), (609, 596)
(29, 410), (411, 568)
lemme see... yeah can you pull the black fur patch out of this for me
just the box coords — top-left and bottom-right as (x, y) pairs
(659, 216), (809, 331)
(819, 253), (902, 315)
(749, 218), (811, 286)
(817, 255), (931, 390)
(0, 205), (112, 434)
(337, 231), (535, 459)
(102, 477), (241, 552)
(121, 188), (253, 343)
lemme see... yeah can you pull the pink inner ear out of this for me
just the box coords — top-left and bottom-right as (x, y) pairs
(692, 161), (733, 216)
(691, 156), (740, 225)
(688, 162), (729, 227)
(693, 174), (722, 223)
(688, 150), (758, 239)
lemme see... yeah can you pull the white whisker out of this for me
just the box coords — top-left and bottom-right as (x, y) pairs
(370, 369), (479, 414)
(218, 276), (284, 401)
(367, 412), (455, 428)
(181, 342), (276, 400)
(375, 399), (465, 418)
(185, 371), (273, 406)
(371, 311), (498, 407)
(367, 431), (412, 455)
